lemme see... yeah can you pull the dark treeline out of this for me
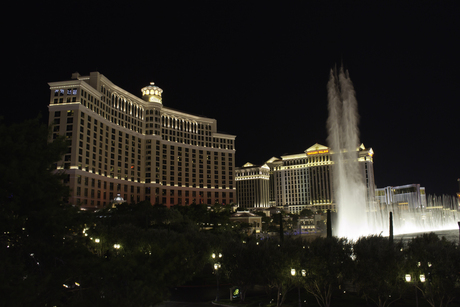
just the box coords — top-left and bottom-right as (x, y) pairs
(1, 119), (459, 307)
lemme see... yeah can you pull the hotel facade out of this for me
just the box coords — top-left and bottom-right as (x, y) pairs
(235, 163), (270, 208)
(236, 143), (375, 213)
(375, 184), (426, 210)
(48, 72), (236, 209)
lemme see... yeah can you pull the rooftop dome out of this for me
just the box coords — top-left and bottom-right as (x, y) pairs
(141, 82), (163, 104)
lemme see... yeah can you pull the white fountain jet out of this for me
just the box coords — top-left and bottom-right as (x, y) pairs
(327, 67), (369, 239)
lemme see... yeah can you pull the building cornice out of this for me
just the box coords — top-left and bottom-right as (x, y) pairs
(99, 74), (150, 108)
(213, 132), (236, 139)
(162, 107), (216, 123)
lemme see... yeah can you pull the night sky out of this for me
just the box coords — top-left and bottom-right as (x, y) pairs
(3, 2), (459, 195)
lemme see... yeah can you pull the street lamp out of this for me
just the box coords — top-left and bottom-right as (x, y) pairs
(405, 274), (418, 307)
(405, 274), (411, 282)
(212, 252), (223, 302)
(291, 268), (304, 307)
(113, 243), (121, 257)
(405, 273), (425, 307)
(94, 238), (101, 256)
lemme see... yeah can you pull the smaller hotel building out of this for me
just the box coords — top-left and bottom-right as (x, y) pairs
(235, 143), (375, 214)
(375, 184), (426, 210)
(235, 163), (270, 209)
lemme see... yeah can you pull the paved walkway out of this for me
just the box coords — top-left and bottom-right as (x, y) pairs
(154, 282), (268, 307)
(155, 301), (214, 307)
(154, 284), (227, 307)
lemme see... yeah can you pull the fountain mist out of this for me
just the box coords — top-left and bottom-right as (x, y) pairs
(327, 67), (368, 239)
(326, 67), (459, 239)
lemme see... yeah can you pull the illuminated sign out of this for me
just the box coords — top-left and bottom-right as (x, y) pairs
(233, 288), (240, 299)
(307, 149), (329, 155)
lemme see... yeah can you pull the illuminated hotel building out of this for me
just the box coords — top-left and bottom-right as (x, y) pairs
(375, 184), (426, 210)
(48, 72), (236, 209)
(236, 143), (375, 213)
(273, 143), (375, 213)
(235, 163), (270, 209)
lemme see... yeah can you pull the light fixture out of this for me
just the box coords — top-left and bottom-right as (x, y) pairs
(405, 274), (411, 282)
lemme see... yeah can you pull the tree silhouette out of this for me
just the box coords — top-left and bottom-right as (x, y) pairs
(300, 237), (353, 307)
(405, 233), (460, 307)
(353, 235), (406, 307)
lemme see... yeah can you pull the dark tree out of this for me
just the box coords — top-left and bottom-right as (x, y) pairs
(405, 233), (460, 307)
(353, 235), (406, 307)
(0, 118), (86, 305)
(221, 236), (266, 302)
(262, 238), (302, 307)
(299, 208), (314, 217)
(300, 237), (353, 307)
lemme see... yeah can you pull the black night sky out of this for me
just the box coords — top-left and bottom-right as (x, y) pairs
(3, 1), (459, 195)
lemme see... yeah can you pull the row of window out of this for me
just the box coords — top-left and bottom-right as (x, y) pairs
(52, 85), (235, 149)
(53, 113), (235, 186)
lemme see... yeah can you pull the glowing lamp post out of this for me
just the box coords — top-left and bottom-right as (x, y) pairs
(291, 268), (305, 307)
(212, 252), (222, 302)
(114, 243), (121, 257)
(405, 272), (426, 307)
(94, 238), (101, 256)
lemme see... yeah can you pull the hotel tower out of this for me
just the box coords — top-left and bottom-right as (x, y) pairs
(236, 143), (375, 213)
(48, 72), (236, 209)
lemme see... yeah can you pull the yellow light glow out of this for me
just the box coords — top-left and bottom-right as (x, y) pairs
(307, 149), (329, 155)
